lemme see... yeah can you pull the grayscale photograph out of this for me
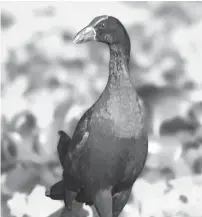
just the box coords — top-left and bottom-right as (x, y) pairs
(1, 2), (202, 217)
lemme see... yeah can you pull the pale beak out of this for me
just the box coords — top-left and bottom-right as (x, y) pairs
(73, 25), (96, 44)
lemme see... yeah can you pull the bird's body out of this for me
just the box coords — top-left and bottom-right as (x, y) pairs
(66, 46), (147, 196)
(46, 15), (148, 217)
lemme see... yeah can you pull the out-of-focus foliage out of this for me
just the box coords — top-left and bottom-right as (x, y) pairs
(1, 2), (202, 217)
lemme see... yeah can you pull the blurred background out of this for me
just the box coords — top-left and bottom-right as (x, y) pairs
(1, 2), (202, 217)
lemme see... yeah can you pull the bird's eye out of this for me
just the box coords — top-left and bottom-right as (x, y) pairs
(99, 23), (105, 28)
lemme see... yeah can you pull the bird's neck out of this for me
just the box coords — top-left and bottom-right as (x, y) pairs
(107, 43), (131, 89)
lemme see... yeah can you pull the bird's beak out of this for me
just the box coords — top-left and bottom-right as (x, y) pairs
(73, 25), (96, 44)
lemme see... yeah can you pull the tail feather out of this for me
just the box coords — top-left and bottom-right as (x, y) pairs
(45, 180), (93, 206)
(45, 181), (64, 200)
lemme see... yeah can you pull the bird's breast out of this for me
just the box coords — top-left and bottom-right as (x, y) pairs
(93, 87), (145, 139)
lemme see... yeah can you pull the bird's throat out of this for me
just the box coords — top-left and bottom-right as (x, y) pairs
(107, 43), (131, 89)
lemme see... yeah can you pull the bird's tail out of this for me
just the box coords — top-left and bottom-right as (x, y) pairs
(45, 181), (64, 200)
(45, 179), (80, 211)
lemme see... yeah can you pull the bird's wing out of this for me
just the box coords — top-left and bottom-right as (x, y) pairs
(57, 131), (71, 167)
(69, 109), (92, 152)
(62, 109), (92, 199)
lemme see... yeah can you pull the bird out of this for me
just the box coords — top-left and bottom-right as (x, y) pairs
(46, 15), (148, 217)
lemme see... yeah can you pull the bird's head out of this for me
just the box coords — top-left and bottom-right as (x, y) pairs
(73, 15), (129, 45)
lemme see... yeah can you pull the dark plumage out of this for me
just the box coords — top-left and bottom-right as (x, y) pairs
(46, 180), (93, 206)
(46, 15), (148, 217)
(46, 180), (64, 200)
(46, 131), (83, 210)
(57, 131), (71, 168)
